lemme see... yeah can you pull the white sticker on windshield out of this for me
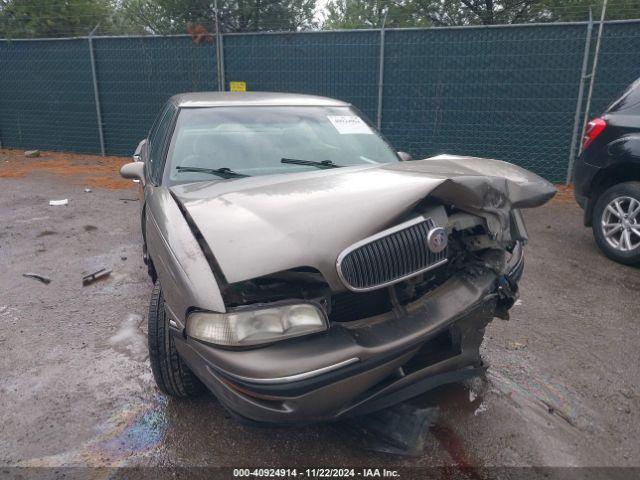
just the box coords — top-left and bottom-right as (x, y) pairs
(327, 115), (373, 135)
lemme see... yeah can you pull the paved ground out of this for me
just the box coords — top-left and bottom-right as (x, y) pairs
(1, 149), (639, 474)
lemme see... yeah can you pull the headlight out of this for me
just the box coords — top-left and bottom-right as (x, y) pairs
(186, 302), (327, 347)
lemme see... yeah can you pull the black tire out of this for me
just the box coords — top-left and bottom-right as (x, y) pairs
(148, 281), (205, 397)
(146, 256), (158, 283)
(591, 181), (640, 266)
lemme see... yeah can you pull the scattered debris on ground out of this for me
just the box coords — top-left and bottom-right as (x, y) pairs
(24, 150), (40, 158)
(22, 273), (51, 285)
(0, 148), (131, 190)
(345, 403), (439, 456)
(49, 199), (68, 206)
(2, 148), (639, 469)
(82, 268), (111, 286)
(506, 340), (528, 351)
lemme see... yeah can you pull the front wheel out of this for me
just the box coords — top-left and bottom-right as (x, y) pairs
(148, 281), (205, 397)
(592, 181), (640, 266)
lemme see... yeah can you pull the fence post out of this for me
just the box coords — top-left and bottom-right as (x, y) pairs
(214, 0), (225, 91)
(566, 11), (593, 184)
(376, 11), (388, 131)
(88, 26), (106, 156)
(579, 0), (608, 156)
(219, 32), (226, 91)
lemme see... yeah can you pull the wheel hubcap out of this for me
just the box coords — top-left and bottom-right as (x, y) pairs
(601, 196), (640, 252)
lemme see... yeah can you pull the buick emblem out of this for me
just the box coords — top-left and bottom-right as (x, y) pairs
(426, 227), (448, 253)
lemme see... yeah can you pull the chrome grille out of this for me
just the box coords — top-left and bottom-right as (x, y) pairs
(337, 217), (448, 292)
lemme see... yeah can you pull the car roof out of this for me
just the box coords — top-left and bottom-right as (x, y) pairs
(171, 92), (351, 108)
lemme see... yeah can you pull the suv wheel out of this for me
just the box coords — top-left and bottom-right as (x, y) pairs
(592, 181), (640, 266)
(148, 281), (205, 397)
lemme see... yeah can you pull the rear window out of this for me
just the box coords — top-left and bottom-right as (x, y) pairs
(606, 77), (640, 113)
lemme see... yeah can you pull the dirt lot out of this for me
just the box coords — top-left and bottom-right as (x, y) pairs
(1, 149), (639, 476)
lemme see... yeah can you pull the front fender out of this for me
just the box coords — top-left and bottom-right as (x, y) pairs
(145, 185), (226, 326)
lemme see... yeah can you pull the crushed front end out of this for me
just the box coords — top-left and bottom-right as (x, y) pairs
(172, 200), (527, 425)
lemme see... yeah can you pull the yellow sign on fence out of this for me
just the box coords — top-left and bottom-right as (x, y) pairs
(229, 81), (247, 92)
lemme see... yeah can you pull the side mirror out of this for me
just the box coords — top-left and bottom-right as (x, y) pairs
(120, 162), (145, 185)
(133, 139), (146, 162)
(397, 151), (413, 161)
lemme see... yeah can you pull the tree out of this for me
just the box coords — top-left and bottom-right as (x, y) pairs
(324, 0), (548, 28)
(0, 0), (117, 38)
(323, 0), (427, 29)
(408, 0), (543, 25)
(121, 0), (318, 34)
(535, 0), (640, 22)
(323, 0), (640, 28)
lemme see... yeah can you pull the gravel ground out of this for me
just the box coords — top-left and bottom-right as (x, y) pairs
(1, 150), (639, 476)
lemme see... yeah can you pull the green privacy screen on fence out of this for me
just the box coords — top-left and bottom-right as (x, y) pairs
(1, 20), (639, 182)
(382, 24), (589, 182)
(93, 36), (218, 155)
(224, 30), (380, 122)
(0, 39), (100, 153)
(589, 22), (640, 117)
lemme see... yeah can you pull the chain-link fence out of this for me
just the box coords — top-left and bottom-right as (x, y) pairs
(1, 19), (640, 182)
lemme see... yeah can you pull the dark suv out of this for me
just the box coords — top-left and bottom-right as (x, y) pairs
(573, 77), (640, 265)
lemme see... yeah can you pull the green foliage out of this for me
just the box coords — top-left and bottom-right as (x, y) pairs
(0, 0), (317, 37)
(323, 0), (640, 28)
(1, 0), (638, 38)
(536, 0), (640, 22)
(121, 0), (318, 34)
(0, 0), (114, 37)
(323, 0), (429, 29)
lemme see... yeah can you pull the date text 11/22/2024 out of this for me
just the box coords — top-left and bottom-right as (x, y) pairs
(232, 468), (400, 478)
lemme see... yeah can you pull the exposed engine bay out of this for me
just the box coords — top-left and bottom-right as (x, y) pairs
(223, 203), (525, 326)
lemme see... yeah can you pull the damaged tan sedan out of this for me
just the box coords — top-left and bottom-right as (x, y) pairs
(120, 92), (555, 425)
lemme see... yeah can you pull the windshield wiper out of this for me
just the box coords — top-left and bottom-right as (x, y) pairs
(175, 166), (249, 179)
(281, 158), (343, 169)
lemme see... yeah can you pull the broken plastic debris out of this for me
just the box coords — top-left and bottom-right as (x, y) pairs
(343, 403), (439, 456)
(49, 199), (68, 206)
(506, 340), (528, 351)
(24, 150), (40, 158)
(82, 268), (111, 286)
(22, 273), (51, 285)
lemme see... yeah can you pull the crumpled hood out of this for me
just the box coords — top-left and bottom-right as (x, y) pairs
(170, 155), (555, 290)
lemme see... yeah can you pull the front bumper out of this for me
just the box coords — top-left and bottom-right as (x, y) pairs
(174, 250), (523, 425)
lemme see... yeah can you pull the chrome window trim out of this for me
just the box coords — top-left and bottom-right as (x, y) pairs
(212, 357), (361, 385)
(336, 215), (448, 292)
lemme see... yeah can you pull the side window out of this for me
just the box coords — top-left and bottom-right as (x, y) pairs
(148, 103), (176, 184)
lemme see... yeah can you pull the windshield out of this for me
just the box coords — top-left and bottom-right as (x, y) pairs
(163, 105), (399, 184)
